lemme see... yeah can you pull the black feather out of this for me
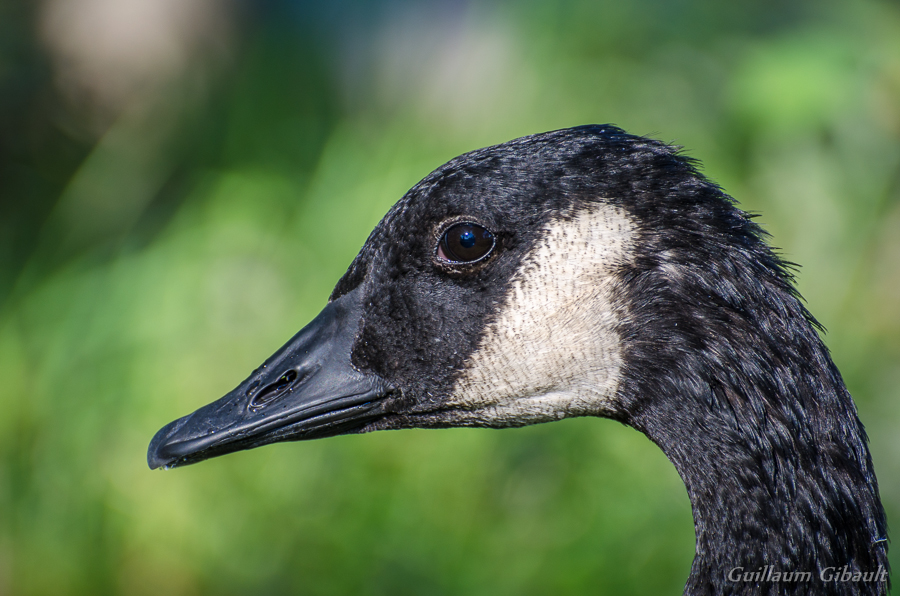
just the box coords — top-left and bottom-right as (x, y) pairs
(344, 126), (889, 594)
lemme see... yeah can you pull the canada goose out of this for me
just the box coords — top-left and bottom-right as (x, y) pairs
(148, 125), (889, 595)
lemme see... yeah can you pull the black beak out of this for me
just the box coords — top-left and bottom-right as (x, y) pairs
(147, 288), (391, 469)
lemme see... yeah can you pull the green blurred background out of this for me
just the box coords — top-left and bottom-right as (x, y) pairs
(1, 0), (899, 594)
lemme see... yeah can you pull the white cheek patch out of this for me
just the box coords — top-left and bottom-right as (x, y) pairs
(446, 203), (635, 426)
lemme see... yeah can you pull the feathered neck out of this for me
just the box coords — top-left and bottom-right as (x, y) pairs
(614, 196), (889, 595)
(631, 334), (888, 595)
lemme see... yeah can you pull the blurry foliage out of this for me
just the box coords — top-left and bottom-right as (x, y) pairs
(1, 0), (899, 594)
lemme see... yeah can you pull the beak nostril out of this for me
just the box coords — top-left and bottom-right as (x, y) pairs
(249, 370), (299, 410)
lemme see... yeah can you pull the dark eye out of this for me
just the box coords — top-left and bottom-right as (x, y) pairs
(437, 222), (495, 264)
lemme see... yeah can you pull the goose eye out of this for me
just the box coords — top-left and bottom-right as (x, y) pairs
(438, 222), (495, 264)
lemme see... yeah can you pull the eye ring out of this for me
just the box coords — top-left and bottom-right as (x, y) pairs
(436, 221), (496, 264)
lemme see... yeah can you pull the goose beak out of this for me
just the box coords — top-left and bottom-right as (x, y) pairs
(147, 288), (391, 469)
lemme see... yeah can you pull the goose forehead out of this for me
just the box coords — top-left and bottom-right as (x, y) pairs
(446, 202), (636, 424)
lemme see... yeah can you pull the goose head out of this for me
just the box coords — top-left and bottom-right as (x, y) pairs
(148, 126), (889, 595)
(148, 125), (638, 462)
